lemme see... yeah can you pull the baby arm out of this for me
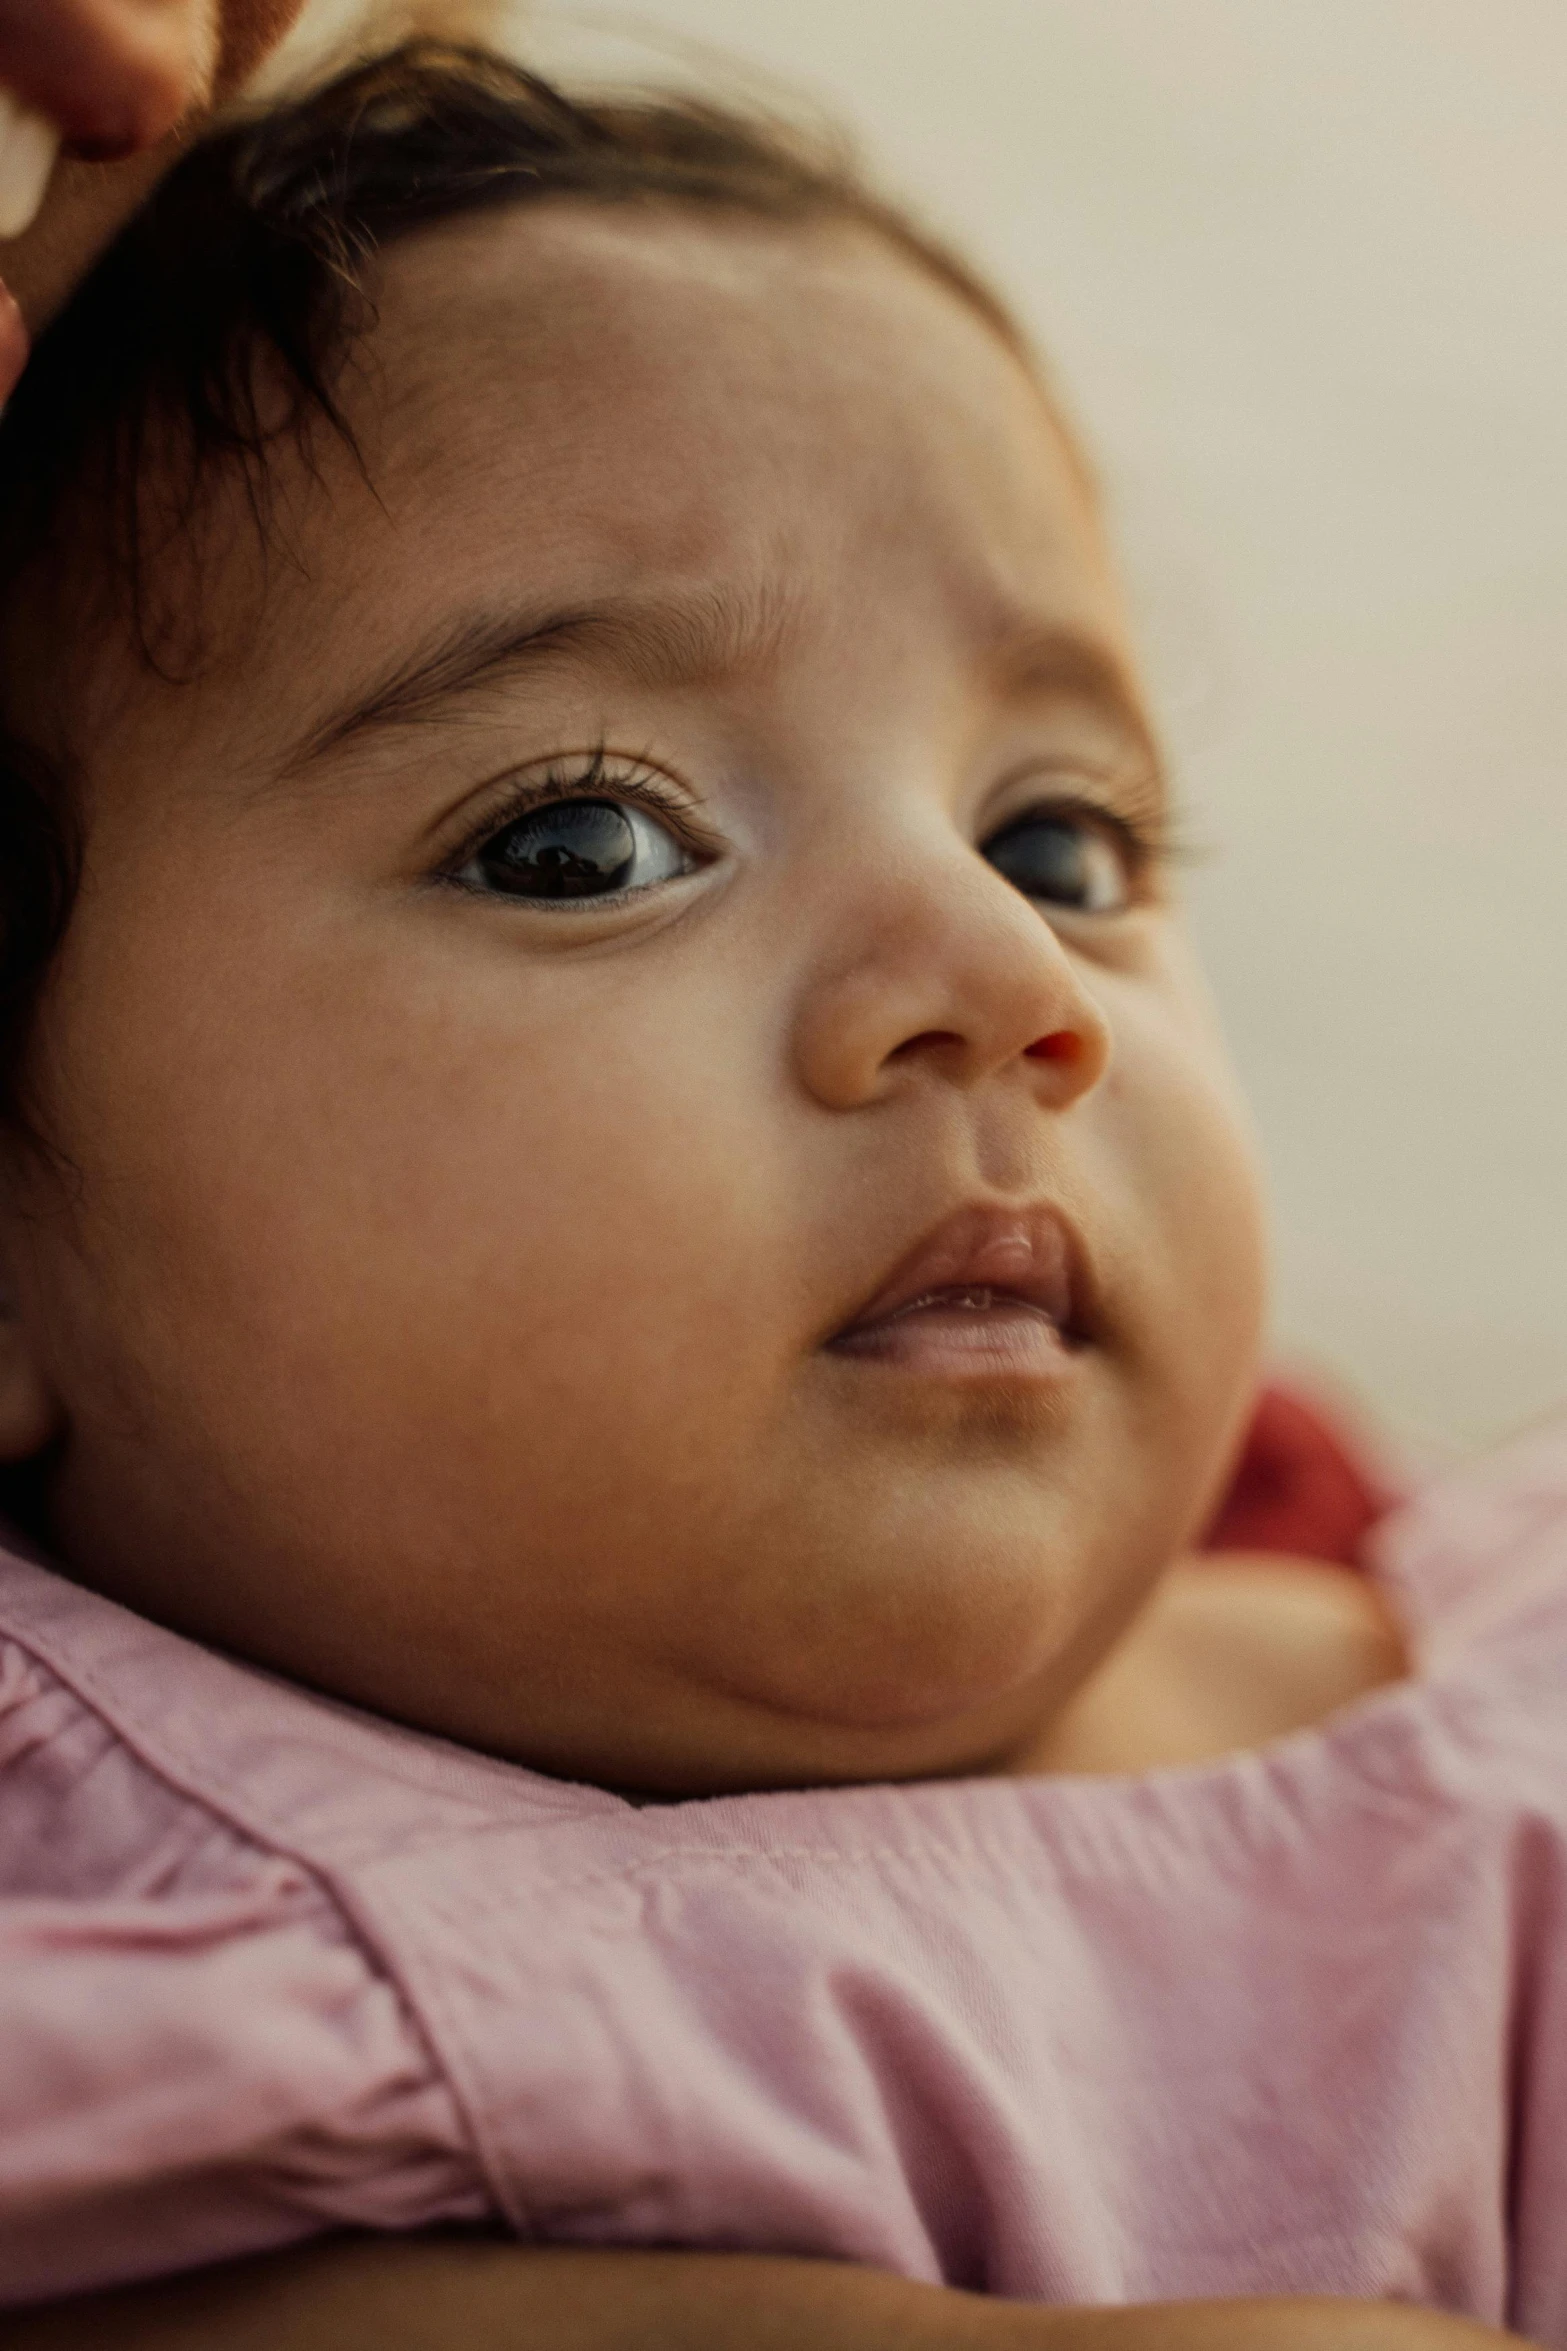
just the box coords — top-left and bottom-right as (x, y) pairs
(6, 2237), (1530, 2351)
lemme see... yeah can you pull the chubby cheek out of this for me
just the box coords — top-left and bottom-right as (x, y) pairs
(46, 894), (793, 1626)
(1096, 952), (1270, 1504)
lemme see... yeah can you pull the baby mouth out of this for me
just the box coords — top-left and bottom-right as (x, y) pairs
(830, 1283), (1074, 1375)
(826, 1205), (1087, 1379)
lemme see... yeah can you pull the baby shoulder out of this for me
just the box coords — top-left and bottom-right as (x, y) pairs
(1161, 1552), (1406, 1751)
(1181, 1414), (1567, 1783)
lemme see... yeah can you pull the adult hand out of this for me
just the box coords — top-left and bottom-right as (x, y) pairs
(0, 0), (309, 396)
(2, 2237), (1537, 2351)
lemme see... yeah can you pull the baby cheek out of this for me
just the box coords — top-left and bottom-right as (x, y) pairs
(1097, 983), (1270, 1395)
(236, 987), (791, 1444)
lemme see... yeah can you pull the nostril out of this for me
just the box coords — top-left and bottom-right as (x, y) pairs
(1025, 1030), (1083, 1064)
(888, 1029), (964, 1061)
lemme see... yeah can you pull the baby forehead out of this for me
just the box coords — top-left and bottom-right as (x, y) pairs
(371, 200), (1014, 400)
(353, 204), (1091, 556)
(276, 205), (1117, 685)
(29, 203), (1128, 787)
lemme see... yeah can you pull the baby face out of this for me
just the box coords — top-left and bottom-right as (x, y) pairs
(0, 205), (1267, 1793)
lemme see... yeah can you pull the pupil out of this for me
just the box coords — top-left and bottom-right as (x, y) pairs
(987, 816), (1093, 905)
(482, 799), (637, 899)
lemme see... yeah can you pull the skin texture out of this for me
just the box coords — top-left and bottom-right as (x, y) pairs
(0, 205), (1288, 1795)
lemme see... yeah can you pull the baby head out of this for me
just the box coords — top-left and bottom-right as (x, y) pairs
(0, 45), (1267, 1794)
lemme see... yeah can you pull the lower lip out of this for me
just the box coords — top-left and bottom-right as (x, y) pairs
(827, 1300), (1079, 1381)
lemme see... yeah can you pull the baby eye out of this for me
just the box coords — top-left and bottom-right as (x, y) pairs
(980, 806), (1138, 915)
(457, 795), (695, 903)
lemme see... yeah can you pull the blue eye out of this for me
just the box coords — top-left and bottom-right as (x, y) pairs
(460, 796), (694, 902)
(981, 809), (1136, 913)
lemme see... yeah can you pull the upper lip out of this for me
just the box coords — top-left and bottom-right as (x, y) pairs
(827, 1200), (1088, 1345)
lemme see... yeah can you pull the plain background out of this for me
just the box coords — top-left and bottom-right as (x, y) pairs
(274, 0), (1567, 1461)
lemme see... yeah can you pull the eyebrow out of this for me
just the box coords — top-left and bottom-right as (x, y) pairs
(278, 580), (1159, 780)
(982, 621), (1162, 777)
(279, 581), (801, 776)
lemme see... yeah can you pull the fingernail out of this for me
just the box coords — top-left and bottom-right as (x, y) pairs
(0, 86), (62, 243)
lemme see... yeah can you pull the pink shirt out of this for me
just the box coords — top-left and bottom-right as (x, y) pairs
(4, 1426), (1567, 2333)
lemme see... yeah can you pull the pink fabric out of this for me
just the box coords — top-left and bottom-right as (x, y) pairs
(4, 1431), (1567, 2332)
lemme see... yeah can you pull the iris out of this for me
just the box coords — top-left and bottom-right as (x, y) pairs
(477, 799), (640, 899)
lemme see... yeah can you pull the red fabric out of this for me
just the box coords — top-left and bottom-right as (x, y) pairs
(1200, 1383), (1394, 1568)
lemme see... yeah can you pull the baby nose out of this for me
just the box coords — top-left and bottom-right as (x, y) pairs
(792, 850), (1112, 1112)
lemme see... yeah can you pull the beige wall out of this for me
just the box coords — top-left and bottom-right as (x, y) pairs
(278, 0), (1567, 1458)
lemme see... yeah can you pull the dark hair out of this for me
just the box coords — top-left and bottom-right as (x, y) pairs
(0, 40), (1046, 1130)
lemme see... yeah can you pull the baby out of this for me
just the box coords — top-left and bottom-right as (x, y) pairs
(0, 40), (1560, 2351)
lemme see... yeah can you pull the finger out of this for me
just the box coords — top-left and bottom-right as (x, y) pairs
(0, 273), (28, 409)
(0, 0), (211, 158)
(214, 0), (307, 102)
